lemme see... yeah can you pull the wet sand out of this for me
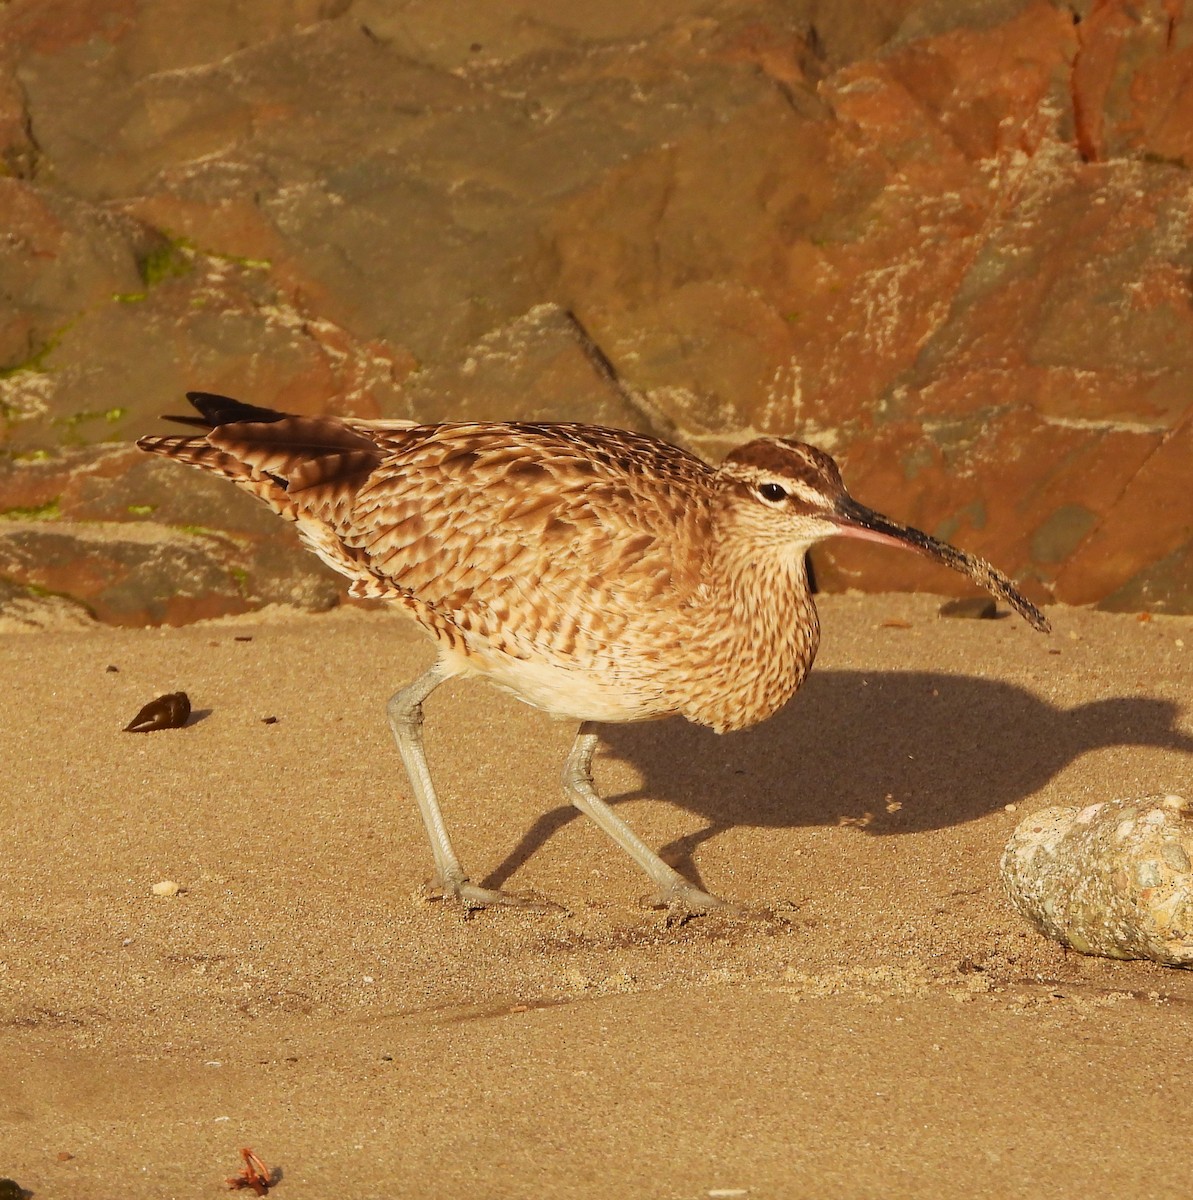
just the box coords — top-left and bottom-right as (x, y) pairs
(2, 593), (1191, 1198)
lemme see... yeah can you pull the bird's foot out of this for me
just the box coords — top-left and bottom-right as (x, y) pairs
(651, 880), (740, 917)
(425, 875), (563, 914)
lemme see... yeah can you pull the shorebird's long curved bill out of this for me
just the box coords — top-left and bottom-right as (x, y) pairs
(833, 497), (1051, 633)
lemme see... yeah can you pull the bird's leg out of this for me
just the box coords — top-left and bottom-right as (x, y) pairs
(562, 723), (728, 913)
(387, 663), (546, 910)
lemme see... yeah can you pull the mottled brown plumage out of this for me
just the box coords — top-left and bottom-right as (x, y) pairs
(138, 392), (1049, 911)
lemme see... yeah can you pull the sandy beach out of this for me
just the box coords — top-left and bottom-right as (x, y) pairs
(3, 0), (1192, 1195)
(1, 593), (1190, 1198)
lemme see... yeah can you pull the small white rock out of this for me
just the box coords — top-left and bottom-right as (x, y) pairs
(151, 879), (181, 897)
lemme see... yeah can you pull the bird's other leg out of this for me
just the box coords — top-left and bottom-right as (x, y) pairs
(386, 662), (548, 910)
(562, 723), (729, 913)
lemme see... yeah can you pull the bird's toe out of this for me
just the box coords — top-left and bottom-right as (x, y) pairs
(425, 877), (564, 914)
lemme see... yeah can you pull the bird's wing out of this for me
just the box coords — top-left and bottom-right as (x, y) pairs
(346, 423), (716, 664)
(140, 400), (718, 666)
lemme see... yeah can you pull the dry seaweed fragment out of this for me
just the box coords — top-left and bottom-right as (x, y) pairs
(226, 1147), (278, 1195)
(123, 691), (191, 732)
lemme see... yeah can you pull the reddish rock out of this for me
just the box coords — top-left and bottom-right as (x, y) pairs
(0, 518), (342, 627)
(0, 0), (1189, 621)
(1072, 0), (1193, 164)
(0, 248), (416, 451)
(0, 445), (345, 625)
(811, 408), (1163, 606)
(401, 304), (663, 430)
(0, 179), (151, 371)
(1053, 409), (1193, 610)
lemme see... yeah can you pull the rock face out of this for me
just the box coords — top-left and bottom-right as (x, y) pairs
(1002, 795), (1193, 967)
(0, 0), (1190, 625)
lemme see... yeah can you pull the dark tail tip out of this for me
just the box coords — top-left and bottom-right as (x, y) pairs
(176, 392), (289, 428)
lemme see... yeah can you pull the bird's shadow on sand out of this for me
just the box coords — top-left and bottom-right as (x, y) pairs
(480, 670), (1193, 892)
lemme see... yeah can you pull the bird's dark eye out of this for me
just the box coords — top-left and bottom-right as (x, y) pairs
(758, 482), (787, 502)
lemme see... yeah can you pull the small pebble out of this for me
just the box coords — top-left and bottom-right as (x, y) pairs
(56, 1152), (73, 1162)
(938, 596), (997, 620)
(151, 880), (181, 897)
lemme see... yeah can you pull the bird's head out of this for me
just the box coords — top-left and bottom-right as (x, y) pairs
(714, 437), (1050, 632)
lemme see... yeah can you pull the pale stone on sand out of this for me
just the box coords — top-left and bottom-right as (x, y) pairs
(1001, 795), (1193, 967)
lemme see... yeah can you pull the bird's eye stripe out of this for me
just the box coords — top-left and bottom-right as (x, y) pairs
(758, 482), (787, 502)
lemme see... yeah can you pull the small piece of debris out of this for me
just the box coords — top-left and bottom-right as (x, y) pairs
(105, 665), (119, 673)
(880, 618), (913, 629)
(124, 691), (191, 732)
(938, 596), (997, 620)
(262, 716), (279, 725)
(151, 880), (181, 897)
(226, 1147), (277, 1195)
(234, 635), (254, 642)
(1137, 612), (1153, 623)
(56, 1152), (73, 1162)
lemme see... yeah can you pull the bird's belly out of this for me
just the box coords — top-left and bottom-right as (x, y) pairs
(441, 645), (671, 724)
